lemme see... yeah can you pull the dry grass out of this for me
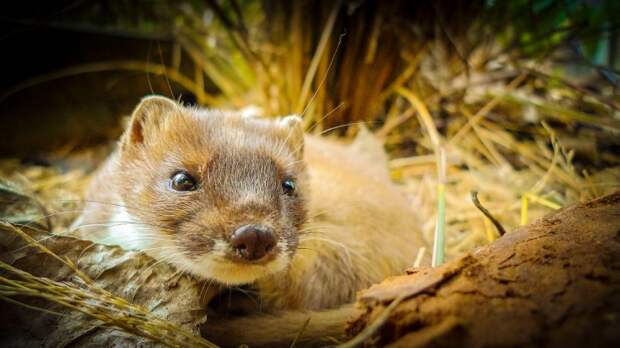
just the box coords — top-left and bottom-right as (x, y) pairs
(166, 1), (620, 261)
(0, 222), (216, 348)
(1, 1), (620, 346)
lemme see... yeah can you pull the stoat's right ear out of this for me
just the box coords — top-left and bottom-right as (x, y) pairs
(120, 95), (178, 149)
(278, 115), (304, 159)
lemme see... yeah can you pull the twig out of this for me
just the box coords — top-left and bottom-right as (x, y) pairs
(470, 191), (506, 236)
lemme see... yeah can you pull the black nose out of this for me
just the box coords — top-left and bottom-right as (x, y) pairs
(230, 224), (276, 261)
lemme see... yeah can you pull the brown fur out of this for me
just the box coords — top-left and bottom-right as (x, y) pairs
(73, 96), (427, 347)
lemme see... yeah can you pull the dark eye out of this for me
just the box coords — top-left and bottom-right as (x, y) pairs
(282, 178), (296, 195)
(170, 171), (197, 191)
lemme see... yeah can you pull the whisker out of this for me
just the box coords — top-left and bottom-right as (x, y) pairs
(49, 198), (213, 232)
(301, 30), (346, 119)
(142, 251), (190, 274)
(298, 236), (362, 260)
(318, 120), (381, 136)
(137, 245), (179, 253)
(199, 279), (211, 303)
(307, 101), (346, 135)
(229, 286), (262, 312)
(75, 231), (175, 262)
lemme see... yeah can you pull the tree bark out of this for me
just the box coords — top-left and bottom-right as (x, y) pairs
(347, 191), (620, 348)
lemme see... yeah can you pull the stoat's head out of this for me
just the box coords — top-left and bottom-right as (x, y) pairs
(116, 95), (307, 285)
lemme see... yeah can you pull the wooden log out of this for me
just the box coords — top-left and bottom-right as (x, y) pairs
(346, 191), (620, 348)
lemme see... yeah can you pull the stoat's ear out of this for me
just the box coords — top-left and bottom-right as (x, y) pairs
(120, 95), (178, 149)
(279, 115), (304, 159)
(239, 105), (263, 119)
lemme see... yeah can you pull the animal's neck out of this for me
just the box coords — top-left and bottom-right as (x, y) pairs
(255, 229), (361, 311)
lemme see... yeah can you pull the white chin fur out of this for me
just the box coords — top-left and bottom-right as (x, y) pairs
(178, 240), (291, 285)
(97, 206), (157, 250)
(188, 254), (289, 285)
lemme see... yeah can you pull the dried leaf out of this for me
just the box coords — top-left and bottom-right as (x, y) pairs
(0, 180), (214, 347)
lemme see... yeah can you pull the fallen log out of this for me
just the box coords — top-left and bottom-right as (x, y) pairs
(346, 191), (620, 347)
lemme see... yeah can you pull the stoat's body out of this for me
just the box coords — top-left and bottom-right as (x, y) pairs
(74, 96), (427, 347)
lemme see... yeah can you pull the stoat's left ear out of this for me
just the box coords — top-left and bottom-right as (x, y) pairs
(279, 115), (304, 159)
(120, 95), (178, 150)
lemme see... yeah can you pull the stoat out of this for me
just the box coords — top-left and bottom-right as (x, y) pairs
(74, 96), (427, 347)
